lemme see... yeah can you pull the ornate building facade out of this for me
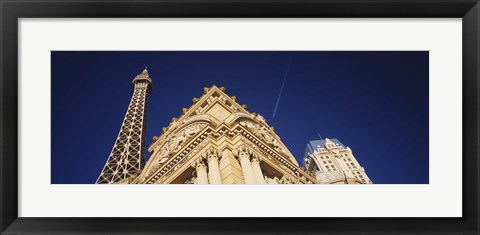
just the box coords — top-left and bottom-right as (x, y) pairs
(96, 69), (370, 184)
(303, 138), (372, 184)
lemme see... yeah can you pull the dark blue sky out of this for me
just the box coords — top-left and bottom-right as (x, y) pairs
(51, 51), (429, 184)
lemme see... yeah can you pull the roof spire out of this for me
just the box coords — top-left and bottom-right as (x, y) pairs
(135, 66), (149, 76)
(132, 67), (152, 92)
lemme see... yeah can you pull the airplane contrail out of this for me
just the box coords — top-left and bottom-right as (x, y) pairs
(272, 53), (294, 118)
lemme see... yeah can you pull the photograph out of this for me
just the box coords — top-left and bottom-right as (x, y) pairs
(2, 0), (478, 233)
(51, 51), (429, 184)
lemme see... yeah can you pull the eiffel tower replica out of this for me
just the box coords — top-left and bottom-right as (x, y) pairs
(96, 68), (152, 184)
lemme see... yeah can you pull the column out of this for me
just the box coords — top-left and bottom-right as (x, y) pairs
(238, 152), (257, 184)
(193, 160), (209, 184)
(251, 156), (265, 184)
(207, 154), (222, 184)
(219, 148), (245, 184)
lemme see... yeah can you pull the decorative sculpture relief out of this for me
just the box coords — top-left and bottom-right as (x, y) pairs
(164, 122), (207, 153)
(143, 122), (208, 181)
(239, 120), (286, 155)
(184, 175), (196, 184)
(168, 118), (179, 131)
(279, 175), (292, 184)
(264, 176), (280, 184)
(254, 114), (267, 125)
(278, 174), (300, 184)
(167, 133), (186, 152)
(258, 126), (275, 144)
(143, 147), (169, 179)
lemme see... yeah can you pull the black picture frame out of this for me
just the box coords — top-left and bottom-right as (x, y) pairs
(1, 0), (479, 234)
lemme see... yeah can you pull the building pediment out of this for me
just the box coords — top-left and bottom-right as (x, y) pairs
(137, 85), (317, 184)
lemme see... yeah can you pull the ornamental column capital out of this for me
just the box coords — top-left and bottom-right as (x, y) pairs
(204, 146), (221, 162)
(233, 144), (252, 160)
(191, 159), (207, 170)
(251, 153), (262, 165)
(234, 145), (256, 184)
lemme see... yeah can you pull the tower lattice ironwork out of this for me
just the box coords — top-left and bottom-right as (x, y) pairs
(96, 68), (152, 184)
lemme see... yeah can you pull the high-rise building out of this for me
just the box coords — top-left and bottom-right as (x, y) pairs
(303, 138), (372, 184)
(96, 68), (152, 184)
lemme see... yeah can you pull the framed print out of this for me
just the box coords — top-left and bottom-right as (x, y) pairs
(1, 0), (479, 234)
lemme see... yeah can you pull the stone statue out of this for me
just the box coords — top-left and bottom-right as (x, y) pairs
(255, 114), (267, 125)
(258, 126), (274, 144)
(144, 147), (170, 178)
(185, 176), (196, 184)
(167, 118), (179, 132)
